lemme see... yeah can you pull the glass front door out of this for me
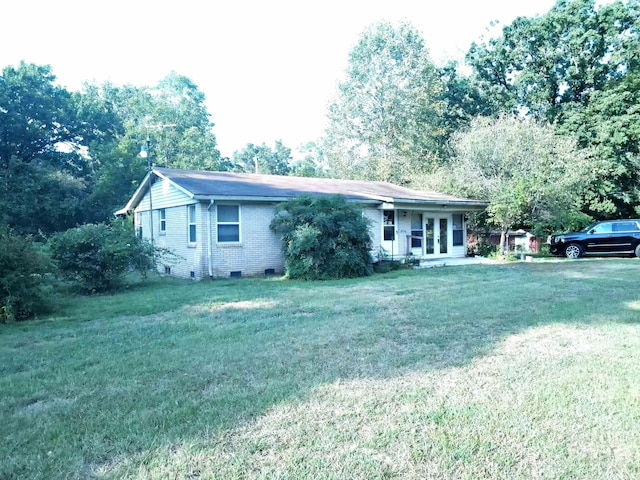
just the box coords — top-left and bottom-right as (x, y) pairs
(423, 216), (449, 257)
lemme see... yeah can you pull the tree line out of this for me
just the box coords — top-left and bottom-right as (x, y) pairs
(1, 0), (639, 318)
(2, 0), (638, 240)
(324, 0), (640, 238)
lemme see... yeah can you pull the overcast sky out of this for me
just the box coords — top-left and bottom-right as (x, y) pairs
(2, 0), (558, 158)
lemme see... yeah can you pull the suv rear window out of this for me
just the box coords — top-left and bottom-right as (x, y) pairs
(612, 222), (639, 232)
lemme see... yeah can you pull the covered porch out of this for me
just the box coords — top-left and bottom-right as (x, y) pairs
(379, 207), (469, 261)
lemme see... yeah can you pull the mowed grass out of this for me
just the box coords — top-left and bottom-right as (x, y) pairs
(2, 259), (640, 479)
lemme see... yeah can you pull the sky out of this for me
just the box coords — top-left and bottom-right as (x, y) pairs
(2, 0), (558, 158)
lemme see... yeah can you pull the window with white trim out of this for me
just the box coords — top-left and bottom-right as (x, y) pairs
(383, 210), (395, 241)
(217, 205), (240, 242)
(453, 214), (464, 246)
(188, 205), (197, 244)
(159, 208), (166, 234)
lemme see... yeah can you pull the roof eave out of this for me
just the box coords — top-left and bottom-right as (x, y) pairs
(192, 194), (383, 204)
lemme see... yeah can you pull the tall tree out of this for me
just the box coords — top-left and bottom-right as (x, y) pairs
(467, 0), (640, 122)
(0, 63), (100, 234)
(232, 141), (291, 175)
(438, 61), (498, 136)
(290, 141), (328, 177)
(558, 70), (640, 217)
(466, 0), (640, 218)
(436, 116), (593, 252)
(84, 73), (227, 221)
(0, 64), (226, 233)
(324, 21), (445, 184)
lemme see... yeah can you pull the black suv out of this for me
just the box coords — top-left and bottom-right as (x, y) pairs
(549, 219), (640, 259)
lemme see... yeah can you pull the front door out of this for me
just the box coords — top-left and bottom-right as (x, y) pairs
(424, 216), (449, 257)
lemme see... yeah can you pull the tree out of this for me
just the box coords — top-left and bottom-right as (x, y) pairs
(438, 116), (593, 252)
(466, 0), (640, 123)
(269, 195), (372, 280)
(558, 70), (640, 217)
(0, 62), (99, 234)
(289, 141), (328, 177)
(324, 21), (445, 184)
(465, 0), (640, 219)
(438, 61), (498, 137)
(232, 140), (291, 175)
(83, 72), (227, 222)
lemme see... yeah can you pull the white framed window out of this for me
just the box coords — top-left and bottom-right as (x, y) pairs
(159, 208), (166, 234)
(383, 210), (395, 241)
(217, 205), (240, 243)
(188, 204), (197, 244)
(453, 214), (464, 246)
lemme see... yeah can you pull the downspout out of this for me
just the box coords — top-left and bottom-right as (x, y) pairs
(207, 200), (214, 278)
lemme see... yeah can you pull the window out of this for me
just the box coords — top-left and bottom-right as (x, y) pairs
(217, 205), (240, 242)
(592, 222), (613, 234)
(411, 213), (423, 248)
(439, 218), (448, 254)
(159, 208), (166, 234)
(383, 210), (395, 241)
(453, 214), (464, 246)
(613, 222), (639, 232)
(188, 205), (197, 244)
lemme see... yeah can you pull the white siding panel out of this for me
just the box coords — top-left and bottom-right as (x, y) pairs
(138, 178), (192, 211)
(364, 207), (382, 253)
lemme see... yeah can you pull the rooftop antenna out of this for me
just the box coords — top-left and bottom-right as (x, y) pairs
(139, 123), (177, 247)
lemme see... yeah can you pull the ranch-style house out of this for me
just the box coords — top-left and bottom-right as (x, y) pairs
(117, 168), (488, 279)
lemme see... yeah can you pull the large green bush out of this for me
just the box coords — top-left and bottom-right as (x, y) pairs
(49, 220), (155, 293)
(0, 226), (54, 322)
(270, 195), (373, 280)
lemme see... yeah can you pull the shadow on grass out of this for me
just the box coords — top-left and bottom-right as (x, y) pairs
(2, 259), (639, 478)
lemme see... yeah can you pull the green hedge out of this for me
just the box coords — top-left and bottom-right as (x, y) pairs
(270, 195), (373, 280)
(0, 226), (54, 322)
(49, 220), (155, 293)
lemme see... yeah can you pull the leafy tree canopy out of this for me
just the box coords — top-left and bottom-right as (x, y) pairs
(324, 21), (445, 184)
(232, 140), (291, 175)
(0, 62), (108, 234)
(0, 63), (227, 234)
(465, 0), (640, 219)
(467, 0), (640, 123)
(433, 116), (593, 250)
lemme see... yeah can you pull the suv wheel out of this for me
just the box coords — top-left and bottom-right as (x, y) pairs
(564, 243), (583, 259)
(635, 244), (640, 258)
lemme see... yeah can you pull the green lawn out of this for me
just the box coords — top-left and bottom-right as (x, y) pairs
(2, 259), (640, 479)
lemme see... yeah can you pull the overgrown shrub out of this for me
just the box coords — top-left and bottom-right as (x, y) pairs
(0, 225), (54, 322)
(49, 220), (155, 293)
(270, 195), (373, 280)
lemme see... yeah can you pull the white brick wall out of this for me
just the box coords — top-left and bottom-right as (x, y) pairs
(210, 203), (284, 278)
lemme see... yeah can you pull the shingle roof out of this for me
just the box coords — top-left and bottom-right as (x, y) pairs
(153, 167), (487, 207)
